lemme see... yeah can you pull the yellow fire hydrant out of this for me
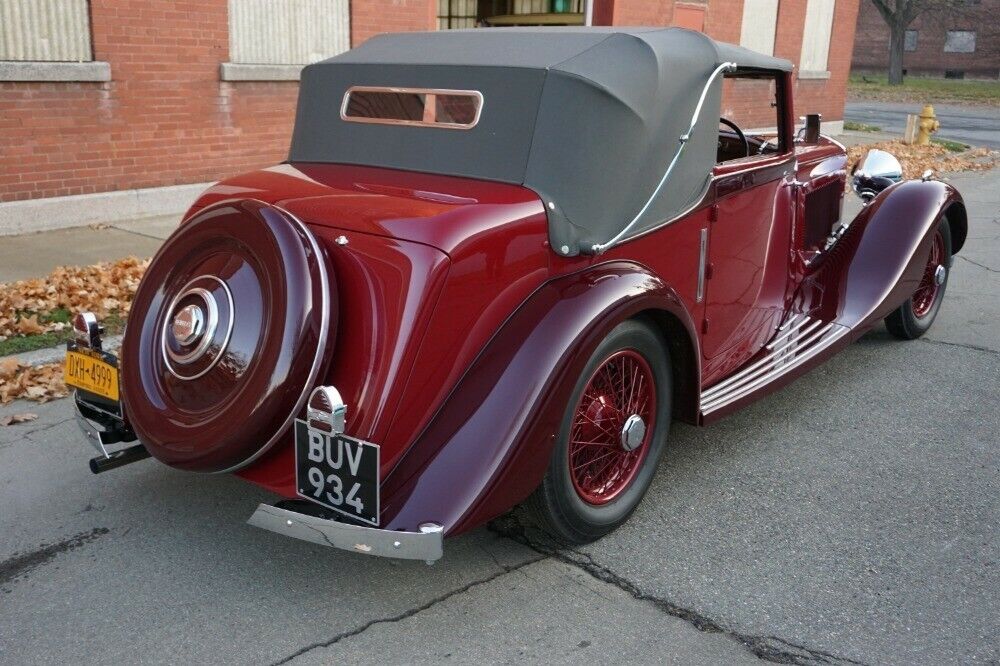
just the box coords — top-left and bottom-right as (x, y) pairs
(916, 104), (940, 145)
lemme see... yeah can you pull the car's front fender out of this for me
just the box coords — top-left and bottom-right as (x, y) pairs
(805, 179), (966, 330)
(379, 261), (699, 535)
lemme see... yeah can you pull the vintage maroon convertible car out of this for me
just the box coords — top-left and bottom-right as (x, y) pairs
(66, 28), (966, 563)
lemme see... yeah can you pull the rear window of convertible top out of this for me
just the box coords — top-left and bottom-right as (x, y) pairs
(341, 87), (482, 130)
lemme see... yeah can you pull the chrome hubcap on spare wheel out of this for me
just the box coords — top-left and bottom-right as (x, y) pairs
(161, 275), (234, 379)
(172, 304), (205, 344)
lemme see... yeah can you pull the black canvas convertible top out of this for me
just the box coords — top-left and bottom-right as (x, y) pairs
(289, 28), (793, 255)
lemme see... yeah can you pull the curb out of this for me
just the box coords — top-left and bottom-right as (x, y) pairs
(0, 182), (209, 236)
(1, 335), (123, 368)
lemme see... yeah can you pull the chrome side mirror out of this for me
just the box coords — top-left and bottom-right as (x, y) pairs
(851, 149), (903, 204)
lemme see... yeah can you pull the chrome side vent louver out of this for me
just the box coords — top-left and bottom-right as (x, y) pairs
(700, 314), (849, 416)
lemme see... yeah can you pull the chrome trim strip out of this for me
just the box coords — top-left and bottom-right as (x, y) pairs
(702, 321), (828, 408)
(702, 322), (833, 404)
(766, 317), (821, 350)
(340, 86), (484, 130)
(701, 316), (814, 400)
(696, 227), (709, 303)
(701, 325), (849, 414)
(777, 312), (806, 332)
(591, 61), (737, 254)
(215, 203), (332, 474)
(248, 504), (444, 563)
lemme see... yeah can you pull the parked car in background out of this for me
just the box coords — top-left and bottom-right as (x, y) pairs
(66, 28), (966, 563)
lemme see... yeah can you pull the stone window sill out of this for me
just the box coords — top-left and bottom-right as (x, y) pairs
(798, 70), (831, 80)
(220, 63), (304, 81)
(0, 61), (111, 82)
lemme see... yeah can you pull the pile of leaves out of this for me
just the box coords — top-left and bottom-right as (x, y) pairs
(0, 358), (66, 405)
(0, 256), (149, 342)
(846, 140), (997, 180)
(0, 257), (146, 407)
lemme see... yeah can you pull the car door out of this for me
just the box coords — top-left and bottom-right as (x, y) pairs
(702, 154), (795, 365)
(699, 71), (796, 378)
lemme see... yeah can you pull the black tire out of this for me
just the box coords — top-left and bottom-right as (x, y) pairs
(524, 319), (672, 545)
(885, 219), (952, 340)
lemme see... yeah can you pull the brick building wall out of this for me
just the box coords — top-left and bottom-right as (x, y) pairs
(2, 1), (288, 203)
(352, 0), (437, 46)
(852, 0), (1000, 79)
(1, 0), (859, 213)
(0, 0), (434, 205)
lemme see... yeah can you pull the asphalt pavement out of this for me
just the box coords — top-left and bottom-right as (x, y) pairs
(845, 101), (1000, 149)
(1, 169), (997, 665)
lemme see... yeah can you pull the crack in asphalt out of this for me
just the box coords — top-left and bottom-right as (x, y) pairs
(270, 512), (874, 665)
(269, 554), (546, 665)
(920, 337), (1000, 357)
(23, 416), (76, 440)
(110, 225), (170, 242)
(0, 416), (76, 451)
(956, 255), (1000, 274)
(0, 527), (109, 589)
(489, 515), (870, 666)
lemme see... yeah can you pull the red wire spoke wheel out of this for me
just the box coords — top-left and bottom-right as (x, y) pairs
(911, 228), (945, 319)
(568, 350), (656, 505)
(885, 220), (951, 341)
(526, 320), (671, 544)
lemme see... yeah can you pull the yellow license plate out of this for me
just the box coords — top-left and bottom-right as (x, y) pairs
(64, 350), (119, 402)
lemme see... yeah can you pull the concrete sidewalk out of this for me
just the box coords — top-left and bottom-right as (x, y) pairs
(0, 214), (179, 283)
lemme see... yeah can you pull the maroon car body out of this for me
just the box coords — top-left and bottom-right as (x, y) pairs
(69, 28), (966, 562)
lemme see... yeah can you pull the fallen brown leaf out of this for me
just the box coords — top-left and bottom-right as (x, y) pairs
(0, 256), (149, 339)
(0, 357), (19, 380)
(15, 313), (45, 335)
(0, 412), (38, 426)
(847, 140), (997, 181)
(0, 361), (68, 405)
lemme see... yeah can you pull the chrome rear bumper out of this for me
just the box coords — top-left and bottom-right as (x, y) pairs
(247, 503), (444, 563)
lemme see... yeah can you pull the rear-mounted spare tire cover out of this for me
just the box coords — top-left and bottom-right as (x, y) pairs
(121, 199), (335, 473)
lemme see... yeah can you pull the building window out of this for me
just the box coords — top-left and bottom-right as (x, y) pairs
(437, 0), (585, 28)
(0, 0), (110, 82)
(0, 0), (92, 62)
(944, 30), (976, 53)
(437, 0), (477, 29)
(799, 0), (836, 75)
(904, 29), (918, 52)
(227, 0), (350, 66)
(739, 0), (780, 56)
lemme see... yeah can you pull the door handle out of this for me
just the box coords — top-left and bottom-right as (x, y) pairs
(716, 172), (754, 197)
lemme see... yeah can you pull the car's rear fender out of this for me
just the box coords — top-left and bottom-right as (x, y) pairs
(801, 179), (966, 330)
(378, 261), (700, 535)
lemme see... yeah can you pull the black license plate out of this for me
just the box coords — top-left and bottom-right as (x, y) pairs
(295, 420), (380, 526)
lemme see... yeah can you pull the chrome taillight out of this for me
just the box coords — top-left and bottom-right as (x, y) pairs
(72, 312), (103, 351)
(306, 386), (347, 434)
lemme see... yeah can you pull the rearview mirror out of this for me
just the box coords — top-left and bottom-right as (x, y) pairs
(851, 149), (903, 204)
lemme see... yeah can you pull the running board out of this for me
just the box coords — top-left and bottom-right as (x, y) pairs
(700, 314), (850, 418)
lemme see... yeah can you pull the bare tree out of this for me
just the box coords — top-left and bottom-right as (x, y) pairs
(870, 0), (997, 83)
(869, 0), (933, 84)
